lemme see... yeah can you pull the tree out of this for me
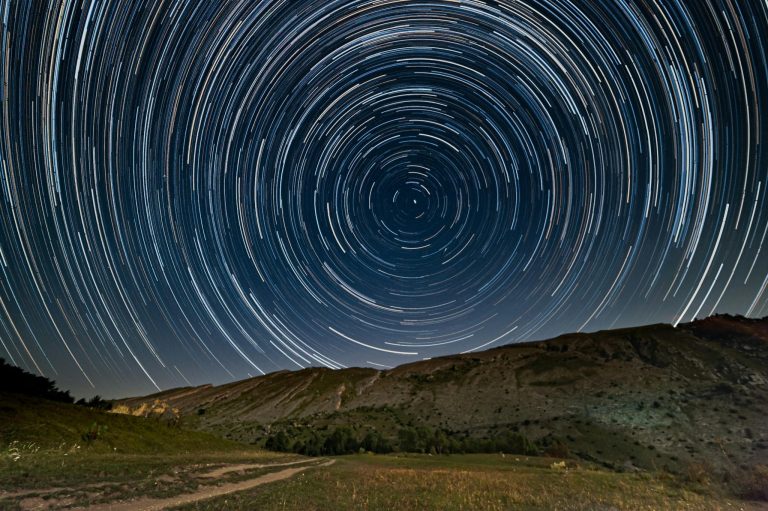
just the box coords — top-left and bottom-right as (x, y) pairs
(398, 427), (419, 452)
(323, 427), (358, 455)
(362, 431), (380, 452)
(497, 431), (538, 455)
(0, 358), (74, 403)
(265, 431), (290, 452)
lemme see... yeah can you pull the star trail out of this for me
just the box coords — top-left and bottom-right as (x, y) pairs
(1, 0), (767, 397)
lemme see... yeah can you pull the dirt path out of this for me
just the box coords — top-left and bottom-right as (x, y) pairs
(3, 482), (114, 500)
(200, 458), (313, 478)
(72, 459), (334, 511)
(8, 458), (311, 502)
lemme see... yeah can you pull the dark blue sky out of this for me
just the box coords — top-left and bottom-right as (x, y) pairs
(1, 0), (767, 398)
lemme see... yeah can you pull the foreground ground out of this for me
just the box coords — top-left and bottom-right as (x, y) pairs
(2, 449), (767, 511)
(0, 447), (307, 510)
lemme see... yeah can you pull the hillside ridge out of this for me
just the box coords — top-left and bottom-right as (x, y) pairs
(115, 314), (768, 473)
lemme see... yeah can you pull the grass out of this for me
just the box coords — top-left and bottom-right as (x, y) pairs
(2, 443), (765, 510)
(170, 453), (762, 511)
(0, 448), (298, 510)
(0, 391), (284, 494)
(0, 445), (288, 488)
(0, 392), (236, 454)
(1, 391), (765, 510)
(0, 391), (300, 509)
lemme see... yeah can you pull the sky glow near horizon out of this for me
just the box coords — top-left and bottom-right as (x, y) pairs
(0, 0), (767, 397)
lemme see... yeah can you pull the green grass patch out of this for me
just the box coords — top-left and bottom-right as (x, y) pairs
(0, 392), (238, 454)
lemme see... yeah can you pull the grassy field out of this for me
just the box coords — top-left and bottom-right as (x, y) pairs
(2, 391), (766, 510)
(0, 447), (305, 510)
(2, 446), (767, 510)
(0, 391), (294, 508)
(170, 454), (767, 511)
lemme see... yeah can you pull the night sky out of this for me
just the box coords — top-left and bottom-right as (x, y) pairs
(1, 0), (767, 398)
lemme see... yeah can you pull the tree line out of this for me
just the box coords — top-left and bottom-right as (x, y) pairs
(264, 425), (540, 457)
(0, 358), (110, 409)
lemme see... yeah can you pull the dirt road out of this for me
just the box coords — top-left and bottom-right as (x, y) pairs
(23, 459), (334, 511)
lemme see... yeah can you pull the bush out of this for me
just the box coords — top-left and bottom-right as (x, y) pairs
(75, 395), (112, 410)
(82, 422), (108, 443)
(684, 461), (712, 486)
(543, 441), (570, 459)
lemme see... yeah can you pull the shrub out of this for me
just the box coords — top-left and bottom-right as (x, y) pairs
(75, 395), (112, 410)
(543, 441), (570, 459)
(684, 461), (712, 486)
(82, 422), (108, 443)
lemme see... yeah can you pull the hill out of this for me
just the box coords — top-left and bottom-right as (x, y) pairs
(0, 356), (240, 455)
(0, 392), (239, 456)
(115, 315), (768, 476)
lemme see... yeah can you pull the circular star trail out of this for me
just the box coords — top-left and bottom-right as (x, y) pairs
(1, 0), (767, 396)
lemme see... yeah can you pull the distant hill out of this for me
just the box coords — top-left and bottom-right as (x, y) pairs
(115, 315), (768, 474)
